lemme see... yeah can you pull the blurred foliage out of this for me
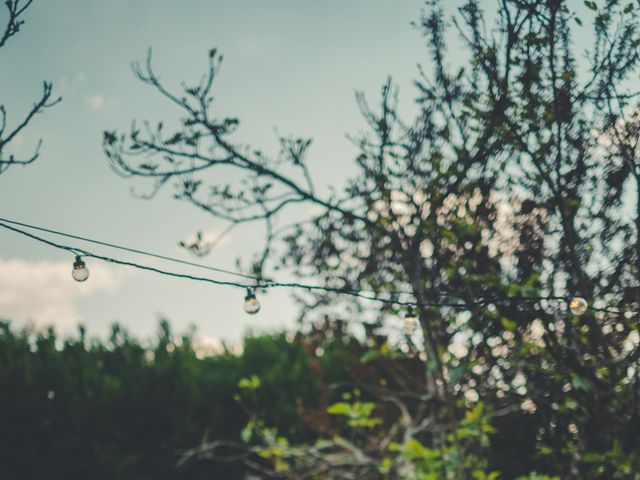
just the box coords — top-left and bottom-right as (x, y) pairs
(0, 312), (639, 478)
(0, 320), (318, 479)
(223, 319), (640, 479)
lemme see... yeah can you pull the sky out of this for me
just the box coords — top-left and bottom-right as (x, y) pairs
(0, 0), (428, 342)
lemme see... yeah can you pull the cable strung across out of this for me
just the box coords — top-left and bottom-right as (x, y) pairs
(0, 217), (630, 315)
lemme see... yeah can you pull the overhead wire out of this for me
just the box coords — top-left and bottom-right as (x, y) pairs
(0, 219), (428, 305)
(0, 217), (635, 314)
(0, 216), (257, 280)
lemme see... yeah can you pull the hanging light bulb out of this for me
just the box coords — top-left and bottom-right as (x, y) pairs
(404, 306), (418, 335)
(569, 297), (588, 316)
(71, 256), (89, 282)
(243, 289), (261, 315)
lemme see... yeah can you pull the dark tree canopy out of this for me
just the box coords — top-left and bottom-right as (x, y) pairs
(104, 0), (640, 478)
(0, 0), (60, 176)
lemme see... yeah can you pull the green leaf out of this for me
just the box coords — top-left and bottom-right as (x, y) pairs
(327, 402), (351, 415)
(274, 459), (289, 472)
(571, 374), (591, 391)
(238, 375), (261, 390)
(360, 349), (380, 364)
(240, 422), (253, 443)
(584, 1), (597, 10)
(501, 317), (517, 331)
(465, 402), (485, 423)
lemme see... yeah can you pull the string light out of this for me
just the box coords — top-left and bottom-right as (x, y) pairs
(404, 306), (418, 334)
(0, 217), (631, 316)
(71, 256), (89, 282)
(569, 297), (588, 316)
(0, 216), (256, 281)
(243, 289), (260, 314)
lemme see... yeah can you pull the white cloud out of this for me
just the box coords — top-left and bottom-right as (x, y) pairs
(0, 257), (127, 332)
(85, 94), (105, 111)
(84, 94), (120, 111)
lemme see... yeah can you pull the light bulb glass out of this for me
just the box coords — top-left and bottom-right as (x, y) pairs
(569, 297), (588, 316)
(404, 307), (418, 334)
(72, 257), (89, 282)
(405, 317), (418, 335)
(244, 291), (260, 314)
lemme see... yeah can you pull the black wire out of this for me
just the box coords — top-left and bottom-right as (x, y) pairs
(0, 216), (417, 298)
(0, 216), (257, 280)
(0, 221), (249, 288)
(0, 220), (435, 306)
(0, 218), (634, 314)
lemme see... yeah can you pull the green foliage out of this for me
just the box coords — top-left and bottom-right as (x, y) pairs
(238, 374), (261, 390)
(2, 314), (640, 478)
(377, 403), (500, 479)
(327, 390), (383, 429)
(0, 321), (318, 479)
(360, 340), (396, 364)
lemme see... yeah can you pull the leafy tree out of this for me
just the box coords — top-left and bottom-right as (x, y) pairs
(104, 0), (640, 478)
(0, 0), (60, 176)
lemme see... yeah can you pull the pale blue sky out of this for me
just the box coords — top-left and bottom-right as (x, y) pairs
(0, 0), (428, 341)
